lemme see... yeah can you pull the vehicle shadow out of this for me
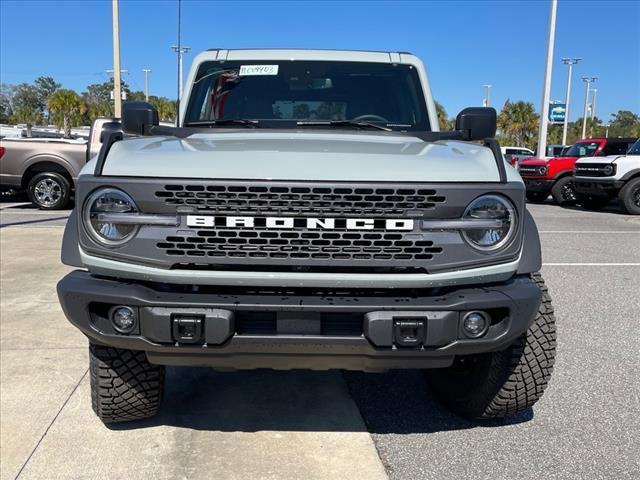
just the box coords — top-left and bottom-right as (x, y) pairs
(108, 367), (532, 434)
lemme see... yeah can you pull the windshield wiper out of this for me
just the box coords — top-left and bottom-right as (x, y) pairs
(185, 119), (260, 128)
(297, 120), (392, 132)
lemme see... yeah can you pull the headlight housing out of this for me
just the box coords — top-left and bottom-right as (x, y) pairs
(83, 188), (139, 246)
(462, 195), (517, 252)
(603, 164), (615, 176)
(537, 165), (548, 176)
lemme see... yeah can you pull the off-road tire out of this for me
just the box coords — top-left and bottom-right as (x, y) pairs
(618, 177), (640, 215)
(576, 194), (610, 211)
(526, 191), (548, 203)
(27, 172), (71, 210)
(425, 273), (556, 419)
(551, 176), (576, 205)
(89, 344), (165, 423)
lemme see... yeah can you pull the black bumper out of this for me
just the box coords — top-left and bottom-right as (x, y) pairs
(57, 271), (542, 371)
(574, 179), (623, 197)
(523, 178), (554, 192)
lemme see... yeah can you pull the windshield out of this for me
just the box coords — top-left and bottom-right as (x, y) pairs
(184, 60), (430, 131)
(564, 141), (602, 157)
(626, 139), (640, 155)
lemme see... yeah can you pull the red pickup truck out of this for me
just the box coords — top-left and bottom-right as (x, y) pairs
(519, 138), (636, 204)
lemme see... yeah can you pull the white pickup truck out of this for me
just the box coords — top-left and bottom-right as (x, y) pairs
(574, 138), (640, 213)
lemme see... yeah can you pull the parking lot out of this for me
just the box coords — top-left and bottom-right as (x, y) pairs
(1, 199), (639, 480)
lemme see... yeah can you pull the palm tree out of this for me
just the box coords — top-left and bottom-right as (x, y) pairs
(11, 105), (42, 137)
(435, 101), (453, 130)
(48, 89), (85, 138)
(497, 101), (538, 149)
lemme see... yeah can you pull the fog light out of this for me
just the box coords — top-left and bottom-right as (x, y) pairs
(462, 311), (489, 338)
(111, 306), (136, 333)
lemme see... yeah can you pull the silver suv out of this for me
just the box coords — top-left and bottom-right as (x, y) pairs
(57, 49), (556, 423)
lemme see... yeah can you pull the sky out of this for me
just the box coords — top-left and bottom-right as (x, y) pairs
(1, 0), (639, 122)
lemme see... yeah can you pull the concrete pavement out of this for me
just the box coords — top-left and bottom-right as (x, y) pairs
(0, 227), (387, 480)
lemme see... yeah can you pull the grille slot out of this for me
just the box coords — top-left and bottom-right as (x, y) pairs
(574, 164), (614, 177)
(155, 184), (446, 217)
(157, 229), (443, 262)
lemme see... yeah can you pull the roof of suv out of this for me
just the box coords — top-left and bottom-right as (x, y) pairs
(194, 48), (419, 64)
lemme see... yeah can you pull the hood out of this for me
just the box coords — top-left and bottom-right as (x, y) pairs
(519, 158), (550, 166)
(100, 131), (509, 183)
(574, 155), (621, 165)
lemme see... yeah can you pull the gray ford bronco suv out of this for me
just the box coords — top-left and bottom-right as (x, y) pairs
(57, 49), (556, 423)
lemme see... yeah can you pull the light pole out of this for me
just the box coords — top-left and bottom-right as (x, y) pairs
(171, 46), (191, 101)
(111, 0), (122, 117)
(590, 88), (598, 120)
(143, 69), (152, 102)
(561, 57), (581, 145)
(581, 76), (598, 139)
(536, 0), (557, 160)
(483, 85), (492, 107)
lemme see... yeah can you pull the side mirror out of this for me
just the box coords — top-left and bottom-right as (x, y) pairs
(122, 101), (159, 135)
(455, 107), (497, 141)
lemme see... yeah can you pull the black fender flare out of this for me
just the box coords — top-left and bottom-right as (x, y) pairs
(61, 210), (83, 267)
(517, 209), (542, 274)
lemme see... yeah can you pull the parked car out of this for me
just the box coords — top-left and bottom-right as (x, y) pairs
(518, 137), (637, 205)
(501, 146), (535, 166)
(57, 48), (556, 424)
(574, 137), (640, 214)
(0, 118), (115, 209)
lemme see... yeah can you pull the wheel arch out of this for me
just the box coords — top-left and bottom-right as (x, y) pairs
(21, 155), (75, 189)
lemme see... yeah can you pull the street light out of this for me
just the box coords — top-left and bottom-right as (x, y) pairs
(561, 57), (581, 145)
(482, 85), (492, 107)
(590, 88), (598, 120)
(111, 0), (122, 117)
(171, 45), (191, 101)
(536, 0), (558, 162)
(143, 69), (152, 102)
(581, 76), (598, 139)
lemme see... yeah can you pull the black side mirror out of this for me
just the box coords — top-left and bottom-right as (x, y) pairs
(455, 107), (496, 141)
(122, 101), (159, 135)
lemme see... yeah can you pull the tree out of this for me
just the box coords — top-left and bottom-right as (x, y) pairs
(149, 96), (176, 123)
(81, 79), (133, 120)
(497, 101), (538, 149)
(48, 89), (86, 138)
(34, 76), (61, 122)
(608, 110), (640, 137)
(11, 105), (42, 137)
(0, 83), (15, 123)
(435, 101), (453, 130)
(10, 83), (43, 135)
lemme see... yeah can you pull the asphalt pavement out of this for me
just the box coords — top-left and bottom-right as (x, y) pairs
(0, 197), (639, 480)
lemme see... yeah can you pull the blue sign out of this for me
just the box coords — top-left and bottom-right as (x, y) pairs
(549, 103), (566, 123)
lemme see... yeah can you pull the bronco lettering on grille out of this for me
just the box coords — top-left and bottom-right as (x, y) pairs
(186, 216), (414, 231)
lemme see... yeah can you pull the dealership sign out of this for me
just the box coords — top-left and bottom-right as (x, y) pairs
(548, 103), (566, 123)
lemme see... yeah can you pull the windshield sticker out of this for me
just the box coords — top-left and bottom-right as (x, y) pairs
(239, 65), (279, 76)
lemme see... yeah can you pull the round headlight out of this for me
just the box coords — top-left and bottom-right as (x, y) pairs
(83, 188), (138, 246)
(538, 165), (548, 176)
(462, 195), (517, 252)
(603, 164), (614, 176)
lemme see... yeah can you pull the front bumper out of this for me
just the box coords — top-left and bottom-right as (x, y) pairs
(523, 178), (554, 192)
(58, 270), (542, 371)
(574, 178), (623, 197)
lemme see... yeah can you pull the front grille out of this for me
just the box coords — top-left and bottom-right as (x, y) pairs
(157, 230), (443, 262)
(574, 164), (615, 177)
(155, 184), (446, 217)
(518, 166), (542, 176)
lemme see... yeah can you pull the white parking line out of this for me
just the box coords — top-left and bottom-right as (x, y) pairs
(539, 231), (640, 233)
(542, 263), (640, 266)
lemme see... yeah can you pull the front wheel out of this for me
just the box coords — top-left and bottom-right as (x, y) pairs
(618, 178), (640, 215)
(425, 273), (556, 419)
(551, 176), (576, 205)
(27, 172), (71, 210)
(89, 344), (165, 423)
